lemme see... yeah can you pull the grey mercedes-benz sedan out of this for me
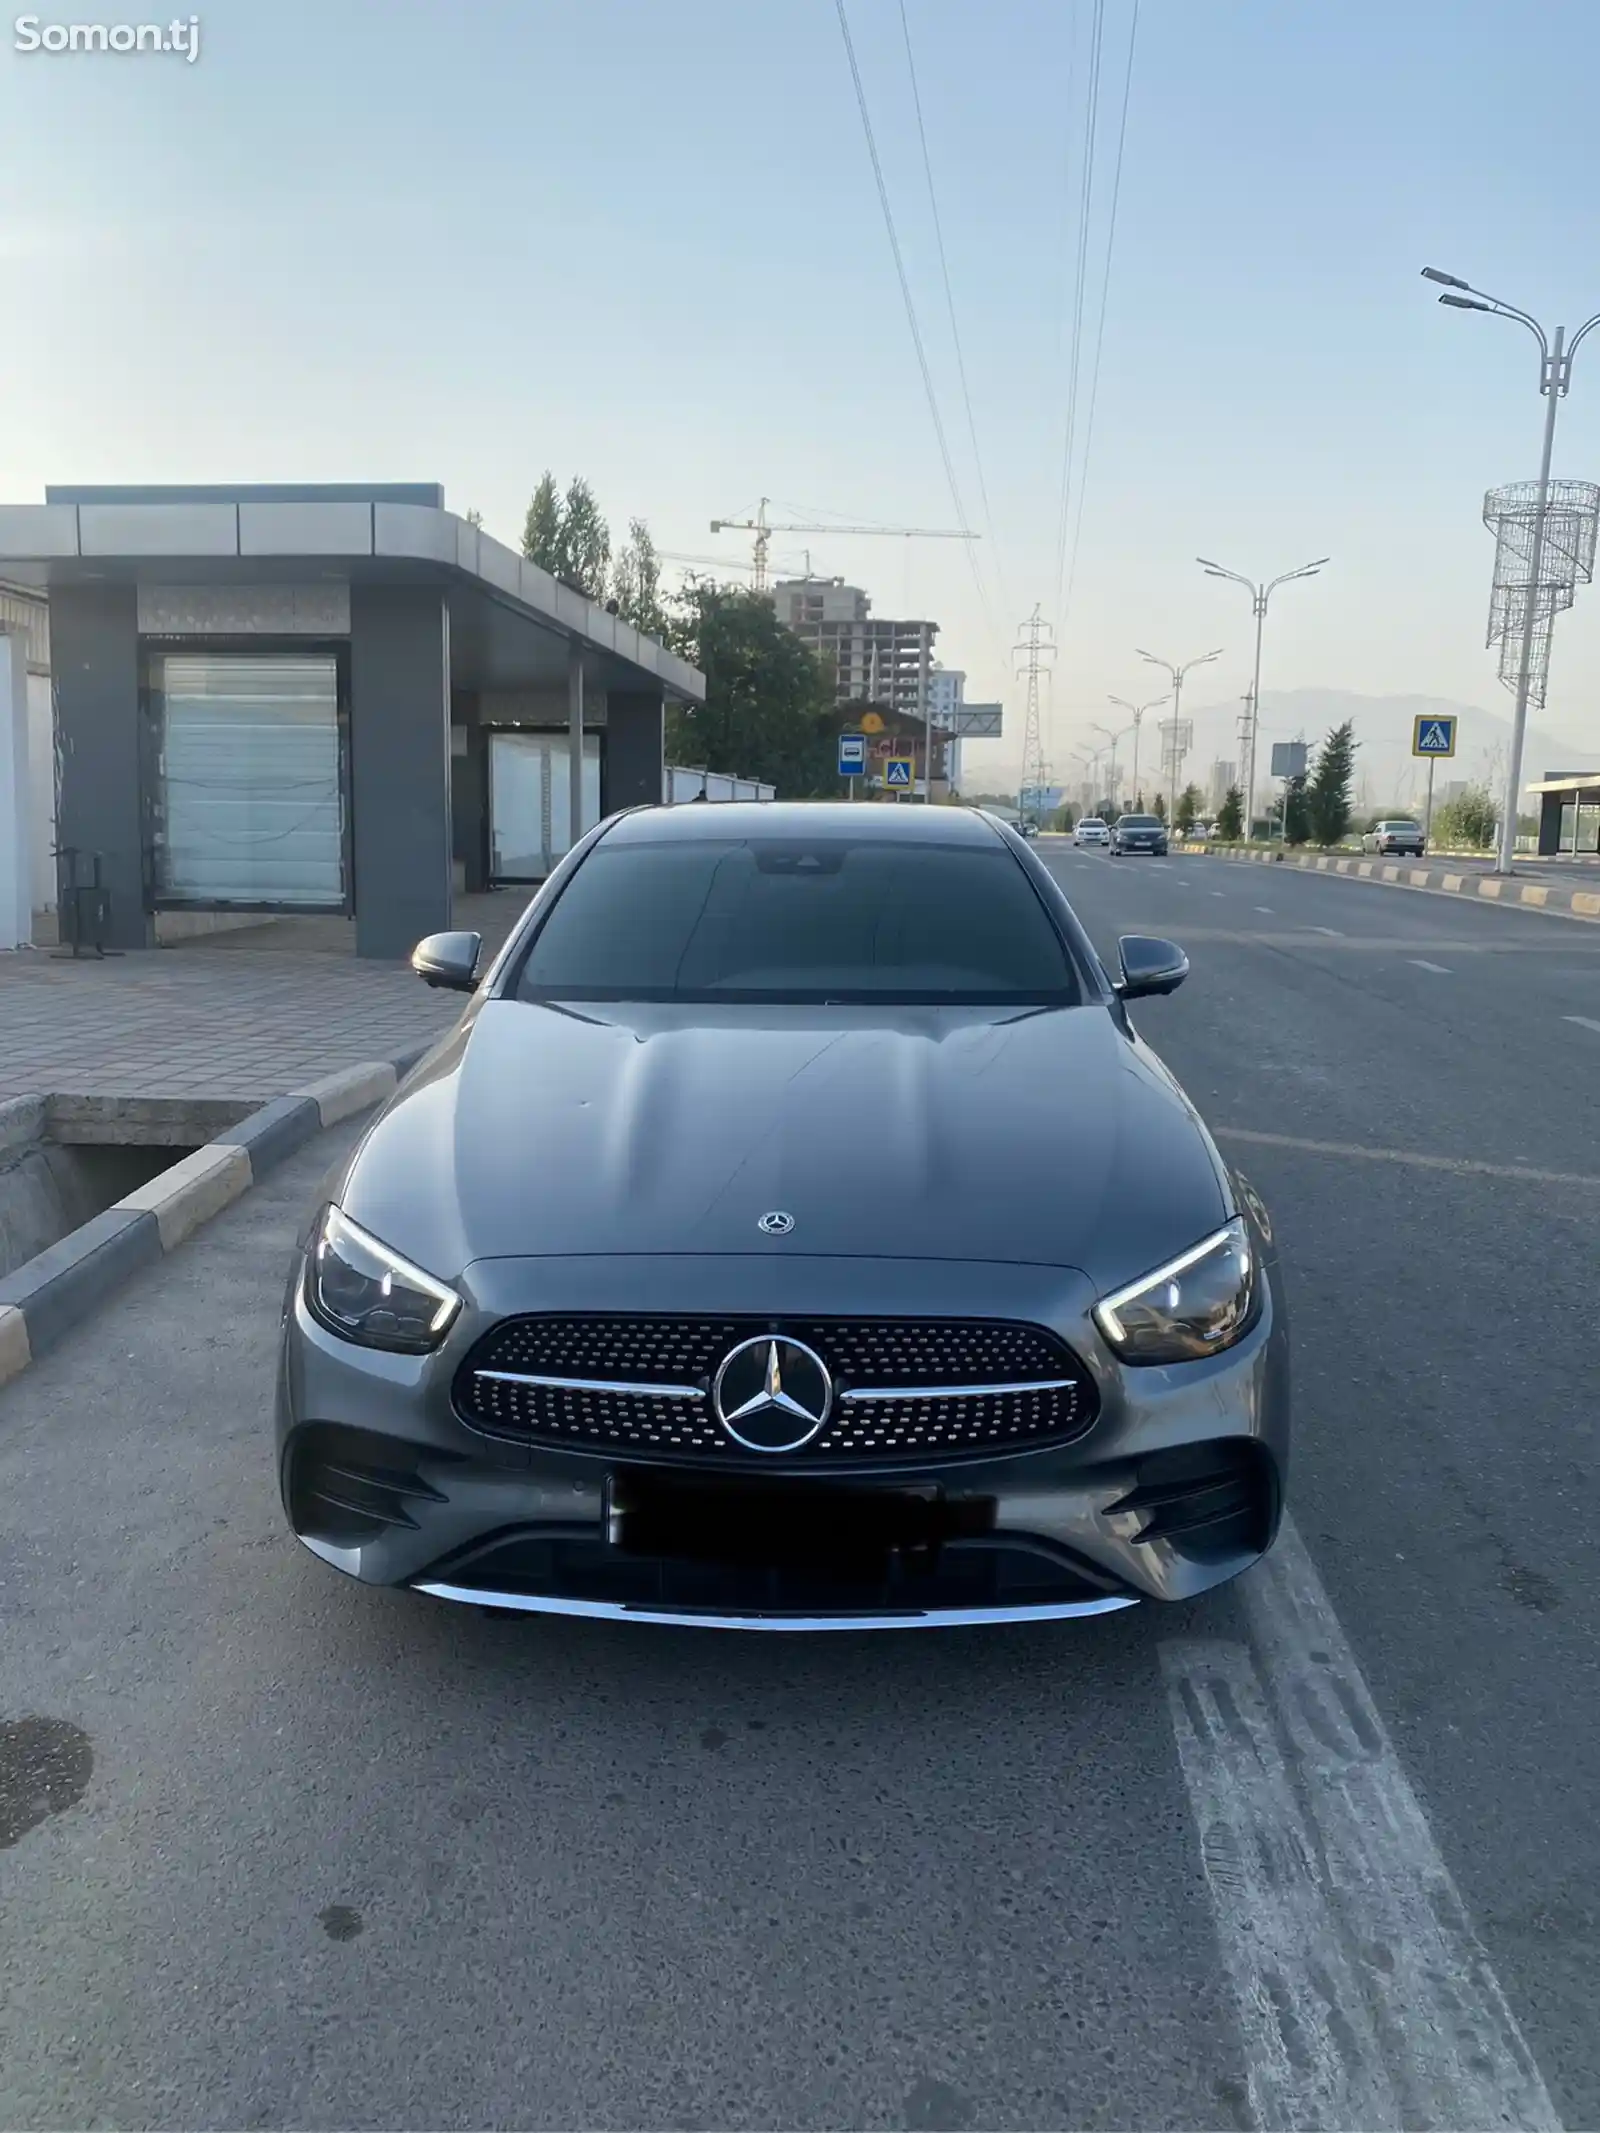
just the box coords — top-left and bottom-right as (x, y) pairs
(277, 802), (1289, 1631)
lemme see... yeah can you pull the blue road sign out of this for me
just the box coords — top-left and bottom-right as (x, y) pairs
(884, 756), (914, 787)
(1413, 714), (1457, 758)
(838, 733), (866, 776)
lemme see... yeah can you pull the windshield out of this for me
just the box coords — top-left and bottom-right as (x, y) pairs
(1118, 815), (1160, 828)
(512, 833), (1083, 1005)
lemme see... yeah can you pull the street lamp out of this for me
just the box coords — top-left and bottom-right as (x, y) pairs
(1133, 651), (1220, 813)
(1107, 694), (1169, 809)
(1092, 721), (1134, 811)
(1189, 558), (1325, 835)
(1423, 266), (1600, 873)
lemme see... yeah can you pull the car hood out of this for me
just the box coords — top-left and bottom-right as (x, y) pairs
(338, 998), (1231, 1284)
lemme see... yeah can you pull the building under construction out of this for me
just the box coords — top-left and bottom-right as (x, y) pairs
(770, 579), (938, 723)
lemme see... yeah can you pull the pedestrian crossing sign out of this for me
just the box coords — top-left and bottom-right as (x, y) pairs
(884, 757), (914, 787)
(1413, 715), (1457, 758)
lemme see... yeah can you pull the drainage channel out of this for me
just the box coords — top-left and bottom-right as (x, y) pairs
(0, 1094), (255, 1280)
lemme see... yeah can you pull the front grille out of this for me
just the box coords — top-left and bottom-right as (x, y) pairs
(454, 1316), (1098, 1464)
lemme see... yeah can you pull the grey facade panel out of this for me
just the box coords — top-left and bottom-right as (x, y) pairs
(50, 581), (150, 948)
(78, 504), (239, 556)
(374, 502), (457, 564)
(349, 584), (453, 958)
(0, 505), (78, 558)
(47, 483), (444, 507)
(238, 502), (373, 556)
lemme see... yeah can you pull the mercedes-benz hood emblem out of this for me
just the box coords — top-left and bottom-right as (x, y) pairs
(757, 1210), (795, 1236)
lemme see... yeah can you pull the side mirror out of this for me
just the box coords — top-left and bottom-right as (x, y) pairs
(1115, 934), (1189, 1000)
(412, 930), (482, 993)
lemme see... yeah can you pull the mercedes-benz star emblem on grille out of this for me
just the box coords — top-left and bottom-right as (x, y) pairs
(711, 1336), (833, 1453)
(757, 1210), (795, 1236)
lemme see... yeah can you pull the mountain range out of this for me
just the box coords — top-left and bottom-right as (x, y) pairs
(971, 690), (1600, 809)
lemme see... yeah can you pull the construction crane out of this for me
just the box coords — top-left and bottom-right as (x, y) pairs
(708, 497), (978, 591)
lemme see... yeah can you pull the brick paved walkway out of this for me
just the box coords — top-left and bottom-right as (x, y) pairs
(0, 894), (531, 1104)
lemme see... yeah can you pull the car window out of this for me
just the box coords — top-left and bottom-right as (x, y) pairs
(1118, 816), (1160, 828)
(511, 834), (1083, 1005)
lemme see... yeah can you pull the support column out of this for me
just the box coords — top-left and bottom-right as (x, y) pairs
(603, 690), (666, 814)
(568, 645), (586, 846)
(349, 585), (452, 958)
(450, 692), (489, 894)
(1537, 791), (1562, 857)
(50, 582), (152, 948)
(0, 630), (29, 949)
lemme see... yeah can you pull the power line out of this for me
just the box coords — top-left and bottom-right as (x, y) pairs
(830, 0), (997, 648)
(1061, 0), (1141, 633)
(896, 0), (1007, 621)
(1051, 0), (1107, 617)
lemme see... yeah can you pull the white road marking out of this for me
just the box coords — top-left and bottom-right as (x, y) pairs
(1308, 925), (1343, 936)
(1254, 905), (1274, 914)
(1564, 1014), (1600, 1036)
(1213, 1124), (1600, 1189)
(1211, 891), (1225, 898)
(1163, 1635), (1401, 2130)
(1238, 1522), (1560, 2129)
(1409, 959), (1451, 974)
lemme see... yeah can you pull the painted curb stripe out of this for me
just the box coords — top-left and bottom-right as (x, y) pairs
(0, 1052), (412, 1390)
(0, 1304), (30, 1386)
(0, 1207), (163, 1358)
(1209, 849), (1599, 920)
(215, 1094), (322, 1174)
(115, 1143), (253, 1252)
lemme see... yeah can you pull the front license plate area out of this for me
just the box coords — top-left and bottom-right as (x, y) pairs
(607, 1471), (958, 1573)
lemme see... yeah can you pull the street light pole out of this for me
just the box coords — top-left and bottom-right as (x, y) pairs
(1092, 721), (1135, 812)
(1133, 652), (1220, 814)
(1424, 270), (1600, 873)
(1190, 564), (1326, 834)
(1109, 694), (1169, 809)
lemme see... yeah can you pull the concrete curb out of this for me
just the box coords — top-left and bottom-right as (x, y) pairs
(0, 1045), (428, 1389)
(1199, 845), (1600, 922)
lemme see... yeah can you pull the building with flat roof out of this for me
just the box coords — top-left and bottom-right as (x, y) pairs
(0, 483), (704, 957)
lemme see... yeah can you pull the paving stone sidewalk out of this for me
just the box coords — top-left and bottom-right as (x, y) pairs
(0, 894), (529, 1104)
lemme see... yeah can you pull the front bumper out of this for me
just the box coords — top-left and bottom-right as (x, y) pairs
(277, 1248), (1289, 1630)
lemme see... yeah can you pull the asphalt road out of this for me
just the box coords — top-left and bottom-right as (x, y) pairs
(0, 850), (1595, 2132)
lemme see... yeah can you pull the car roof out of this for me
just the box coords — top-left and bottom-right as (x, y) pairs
(601, 801), (1006, 846)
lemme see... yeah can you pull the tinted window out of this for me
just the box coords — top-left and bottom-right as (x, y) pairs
(513, 834), (1081, 1004)
(1118, 816), (1160, 828)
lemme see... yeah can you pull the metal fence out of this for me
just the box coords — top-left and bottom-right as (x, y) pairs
(664, 765), (776, 804)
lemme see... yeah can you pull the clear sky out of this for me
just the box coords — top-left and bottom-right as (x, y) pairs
(5, 0), (1600, 785)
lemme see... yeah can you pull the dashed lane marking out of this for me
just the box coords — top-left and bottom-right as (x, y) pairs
(1409, 959), (1451, 974)
(1308, 925), (1343, 936)
(1564, 1014), (1600, 1036)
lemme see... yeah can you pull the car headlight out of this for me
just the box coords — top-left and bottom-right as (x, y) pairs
(305, 1206), (462, 1354)
(1093, 1218), (1256, 1365)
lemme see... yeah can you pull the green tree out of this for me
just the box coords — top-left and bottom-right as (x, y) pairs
(666, 580), (841, 796)
(1282, 771), (1311, 844)
(1431, 782), (1497, 849)
(521, 472), (566, 574)
(1217, 785), (1244, 840)
(1152, 792), (1167, 823)
(1133, 790), (1146, 812)
(464, 507), (484, 530)
(1307, 720), (1357, 846)
(561, 477), (611, 601)
(612, 517), (666, 638)
(1175, 784), (1201, 834)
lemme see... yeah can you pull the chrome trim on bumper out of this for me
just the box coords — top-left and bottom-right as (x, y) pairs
(410, 1580), (1138, 1631)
